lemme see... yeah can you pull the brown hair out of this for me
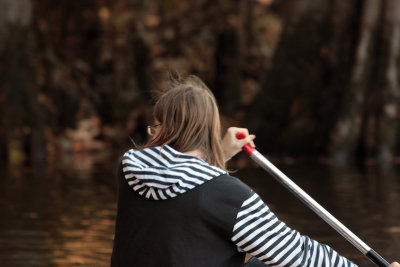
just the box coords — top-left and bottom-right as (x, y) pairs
(145, 75), (225, 169)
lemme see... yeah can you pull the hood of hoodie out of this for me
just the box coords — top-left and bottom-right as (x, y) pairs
(122, 145), (227, 200)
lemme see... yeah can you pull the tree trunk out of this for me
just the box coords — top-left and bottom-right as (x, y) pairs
(376, 0), (400, 166)
(247, 0), (332, 156)
(310, 0), (359, 157)
(331, 0), (381, 165)
(0, 0), (45, 164)
(214, 23), (241, 116)
(347, 0), (400, 167)
(0, 74), (7, 165)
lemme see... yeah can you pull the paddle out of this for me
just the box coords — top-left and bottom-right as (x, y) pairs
(236, 132), (391, 267)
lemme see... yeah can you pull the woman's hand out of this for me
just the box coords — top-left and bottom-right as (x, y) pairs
(389, 262), (400, 267)
(221, 127), (256, 162)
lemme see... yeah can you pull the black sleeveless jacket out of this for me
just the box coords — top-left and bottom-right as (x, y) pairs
(111, 166), (252, 267)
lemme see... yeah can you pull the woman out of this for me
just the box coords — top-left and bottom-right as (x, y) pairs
(111, 75), (398, 267)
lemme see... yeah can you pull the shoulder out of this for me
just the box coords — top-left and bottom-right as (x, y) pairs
(201, 174), (253, 204)
(195, 174), (254, 233)
(213, 174), (252, 191)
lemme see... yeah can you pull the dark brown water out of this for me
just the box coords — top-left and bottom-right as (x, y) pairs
(0, 152), (119, 267)
(0, 154), (399, 266)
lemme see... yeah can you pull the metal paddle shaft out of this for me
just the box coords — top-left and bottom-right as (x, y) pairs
(236, 133), (390, 267)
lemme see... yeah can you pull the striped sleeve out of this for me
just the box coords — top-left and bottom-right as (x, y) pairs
(231, 192), (358, 267)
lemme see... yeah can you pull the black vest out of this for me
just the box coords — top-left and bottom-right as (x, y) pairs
(111, 164), (253, 267)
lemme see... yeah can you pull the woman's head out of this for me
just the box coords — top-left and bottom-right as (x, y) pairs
(147, 75), (225, 169)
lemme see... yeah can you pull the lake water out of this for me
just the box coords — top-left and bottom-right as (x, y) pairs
(0, 152), (399, 266)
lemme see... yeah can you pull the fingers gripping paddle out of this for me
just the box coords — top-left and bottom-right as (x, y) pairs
(236, 132), (391, 267)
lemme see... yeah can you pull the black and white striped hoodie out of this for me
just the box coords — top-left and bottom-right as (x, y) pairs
(111, 145), (357, 267)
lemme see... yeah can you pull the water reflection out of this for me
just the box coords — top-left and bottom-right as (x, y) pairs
(0, 156), (399, 266)
(0, 152), (119, 266)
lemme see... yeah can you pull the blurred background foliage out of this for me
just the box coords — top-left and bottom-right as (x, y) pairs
(1, 0), (400, 168)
